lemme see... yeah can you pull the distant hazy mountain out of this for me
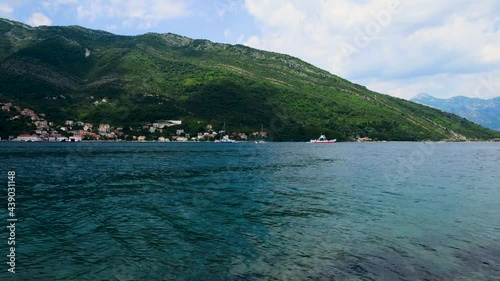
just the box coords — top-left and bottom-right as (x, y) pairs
(411, 94), (500, 131)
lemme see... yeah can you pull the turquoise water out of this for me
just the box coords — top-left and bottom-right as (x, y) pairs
(0, 142), (499, 280)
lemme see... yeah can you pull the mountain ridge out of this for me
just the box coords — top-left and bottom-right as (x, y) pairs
(1, 18), (499, 141)
(411, 94), (500, 131)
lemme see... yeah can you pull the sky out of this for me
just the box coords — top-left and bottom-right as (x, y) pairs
(1, 0), (499, 100)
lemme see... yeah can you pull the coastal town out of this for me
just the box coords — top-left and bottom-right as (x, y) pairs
(2, 101), (499, 143)
(0, 102), (267, 142)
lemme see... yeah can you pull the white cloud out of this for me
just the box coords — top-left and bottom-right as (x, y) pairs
(76, 0), (191, 29)
(246, 1), (305, 27)
(363, 75), (450, 100)
(105, 24), (118, 31)
(224, 28), (231, 38)
(482, 44), (500, 64)
(211, 0), (241, 18)
(237, 34), (246, 44)
(243, 0), (500, 99)
(56, 0), (79, 4)
(27, 12), (53, 26)
(0, 3), (14, 17)
(39, 0), (80, 18)
(362, 70), (500, 100)
(246, 35), (260, 46)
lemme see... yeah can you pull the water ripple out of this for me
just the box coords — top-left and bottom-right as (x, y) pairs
(0, 142), (499, 280)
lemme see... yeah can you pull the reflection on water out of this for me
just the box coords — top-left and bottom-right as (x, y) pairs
(0, 142), (499, 280)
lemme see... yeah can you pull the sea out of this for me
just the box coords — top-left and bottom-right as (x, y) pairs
(0, 142), (499, 281)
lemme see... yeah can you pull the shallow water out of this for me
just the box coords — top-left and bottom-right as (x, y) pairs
(0, 142), (499, 280)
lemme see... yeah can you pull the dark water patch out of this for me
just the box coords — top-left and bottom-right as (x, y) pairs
(417, 243), (438, 252)
(453, 244), (500, 279)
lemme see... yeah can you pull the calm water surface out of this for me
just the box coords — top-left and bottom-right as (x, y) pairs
(0, 142), (499, 280)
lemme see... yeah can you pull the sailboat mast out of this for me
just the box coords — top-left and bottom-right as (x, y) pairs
(221, 121), (225, 140)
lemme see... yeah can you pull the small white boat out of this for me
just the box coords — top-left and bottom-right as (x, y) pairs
(220, 135), (235, 143)
(215, 135), (235, 143)
(310, 134), (336, 144)
(215, 122), (235, 143)
(255, 124), (266, 144)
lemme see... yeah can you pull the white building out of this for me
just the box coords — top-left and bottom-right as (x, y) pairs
(99, 124), (110, 133)
(16, 134), (41, 142)
(69, 135), (83, 142)
(49, 134), (66, 142)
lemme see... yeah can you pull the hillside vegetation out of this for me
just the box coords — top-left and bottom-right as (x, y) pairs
(1, 18), (499, 141)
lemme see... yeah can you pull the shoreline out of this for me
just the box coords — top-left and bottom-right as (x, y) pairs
(0, 139), (498, 143)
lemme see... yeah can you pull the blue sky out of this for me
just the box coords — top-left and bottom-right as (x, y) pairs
(1, 0), (499, 100)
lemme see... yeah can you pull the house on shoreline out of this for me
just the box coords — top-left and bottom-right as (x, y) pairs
(15, 134), (41, 142)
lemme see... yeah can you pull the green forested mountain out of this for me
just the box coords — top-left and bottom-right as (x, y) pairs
(1, 18), (499, 141)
